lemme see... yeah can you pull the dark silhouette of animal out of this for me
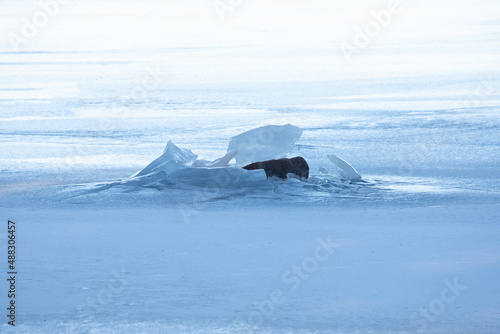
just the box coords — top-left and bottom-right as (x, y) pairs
(242, 157), (309, 179)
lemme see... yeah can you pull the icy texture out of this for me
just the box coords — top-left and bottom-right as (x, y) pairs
(134, 140), (198, 177)
(192, 150), (237, 168)
(328, 154), (363, 182)
(84, 132), (287, 193)
(84, 125), (313, 193)
(169, 167), (269, 189)
(85, 166), (271, 197)
(2, 1), (500, 333)
(4, 205), (500, 334)
(228, 124), (303, 165)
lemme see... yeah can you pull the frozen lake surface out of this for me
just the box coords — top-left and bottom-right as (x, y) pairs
(1, 0), (500, 333)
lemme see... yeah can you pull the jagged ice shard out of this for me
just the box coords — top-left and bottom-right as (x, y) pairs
(328, 154), (363, 182)
(85, 124), (364, 195)
(228, 124), (303, 165)
(134, 140), (198, 177)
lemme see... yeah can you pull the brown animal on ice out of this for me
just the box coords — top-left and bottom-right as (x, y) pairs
(242, 157), (309, 179)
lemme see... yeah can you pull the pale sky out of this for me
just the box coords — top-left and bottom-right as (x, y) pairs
(1, 0), (499, 83)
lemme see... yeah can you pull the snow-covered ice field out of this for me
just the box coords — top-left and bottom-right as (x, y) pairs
(1, 0), (500, 333)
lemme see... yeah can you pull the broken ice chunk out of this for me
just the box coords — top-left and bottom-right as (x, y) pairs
(133, 140), (198, 177)
(228, 124), (303, 165)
